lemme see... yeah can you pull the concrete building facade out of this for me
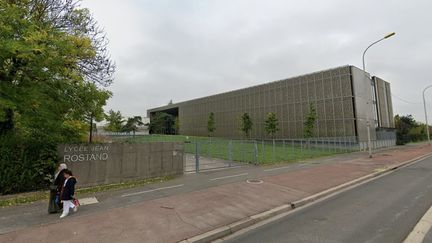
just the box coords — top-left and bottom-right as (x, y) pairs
(148, 65), (395, 143)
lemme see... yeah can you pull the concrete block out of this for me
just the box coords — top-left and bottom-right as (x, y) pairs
(174, 142), (184, 151)
(149, 152), (162, 176)
(150, 142), (163, 152)
(122, 144), (136, 153)
(162, 152), (173, 173)
(59, 142), (184, 187)
(67, 161), (91, 188)
(88, 160), (107, 184)
(136, 155), (150, 178)
(137, 143), (150, 153)
(121, 152), (138, 177)
(162, 142), (174, 151)
(106, 156), (122, 180)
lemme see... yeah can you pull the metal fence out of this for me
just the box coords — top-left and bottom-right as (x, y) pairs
(184, 136), (395, 173)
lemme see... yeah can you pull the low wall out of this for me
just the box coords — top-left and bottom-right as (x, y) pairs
(58, 142), (184, 188)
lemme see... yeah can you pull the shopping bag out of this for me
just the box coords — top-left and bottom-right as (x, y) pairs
(73, 198), (80, 207)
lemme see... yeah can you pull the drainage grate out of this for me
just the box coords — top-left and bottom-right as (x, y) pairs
(246, 179), (264, 184)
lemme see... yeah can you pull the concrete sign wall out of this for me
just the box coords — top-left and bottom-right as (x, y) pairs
(58, 142), (184, 188)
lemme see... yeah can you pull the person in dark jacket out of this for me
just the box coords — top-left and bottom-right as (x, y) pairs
(48, 163), (68, 213)
(59, 169), (78, 219)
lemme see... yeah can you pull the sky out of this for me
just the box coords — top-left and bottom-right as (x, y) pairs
(81, 0), (432, 122)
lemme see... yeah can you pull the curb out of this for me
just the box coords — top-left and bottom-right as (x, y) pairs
(179, 152), (432, 243)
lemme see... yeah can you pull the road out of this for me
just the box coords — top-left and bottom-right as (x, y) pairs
(224, 156), (432, 243)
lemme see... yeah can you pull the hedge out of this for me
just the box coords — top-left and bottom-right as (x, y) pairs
(0, 135), (57, 195)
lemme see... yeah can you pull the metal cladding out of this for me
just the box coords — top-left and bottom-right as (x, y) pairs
(148, 65), (395, 141)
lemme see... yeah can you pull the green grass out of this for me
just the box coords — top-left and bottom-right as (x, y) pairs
(121, 135), (355, 164)
(0, 176), (173, 208)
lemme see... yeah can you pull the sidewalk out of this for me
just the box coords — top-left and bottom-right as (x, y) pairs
(1, 144), (431, 243)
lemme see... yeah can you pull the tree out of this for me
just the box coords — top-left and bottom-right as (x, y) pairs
(81, 83), (112, 142)
(265, 112), (279, 138)
(0, 0), (114, 142)
(122, 116), (144, 137)
(395, 114), (427, 145)
(105, 110), (124, 132)
(207, 112), (216, 137)
(149, 112), (175, 134)
(303, 103), (317, 138)
(240, 113), (253, 138)
(0, 0), (115, 194)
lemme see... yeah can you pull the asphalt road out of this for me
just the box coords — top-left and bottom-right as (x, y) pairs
(224, 156), (432, 243)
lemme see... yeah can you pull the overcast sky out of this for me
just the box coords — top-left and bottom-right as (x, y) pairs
(81, 0), (432, 122)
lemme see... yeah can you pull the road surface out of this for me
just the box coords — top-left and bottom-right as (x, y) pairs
(225, 156), (432, 243)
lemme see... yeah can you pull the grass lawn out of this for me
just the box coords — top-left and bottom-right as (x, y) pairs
(120, 135), (355, 164)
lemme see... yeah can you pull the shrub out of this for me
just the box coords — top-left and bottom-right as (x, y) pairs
(0, 135), (57, 195)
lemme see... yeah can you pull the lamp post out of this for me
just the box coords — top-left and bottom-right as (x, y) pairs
(423, 85), (432, 145)
(362, 32), (395, 158)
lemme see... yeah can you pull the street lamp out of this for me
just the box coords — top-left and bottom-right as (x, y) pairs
(362, 32), (396, 158)
(423, 85), (432, 145)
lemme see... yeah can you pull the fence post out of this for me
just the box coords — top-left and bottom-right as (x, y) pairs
(291, 139), (294, 161)
(228, 140), (232, 167)
(241, 140), (244, 162)
(209, 138), (212, 158)
(309, 138), (314, 158)
(254, 140), (258, 165)
(283, 139), (286, 160)
(195, 142), (199, 173)
(300, 140), (303, 160)
(261, 140), (265, 163)
(272, 139), (275, 163)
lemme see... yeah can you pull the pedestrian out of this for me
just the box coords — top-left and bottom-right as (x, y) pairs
(59, 169), (78, 219)
(48, 163), (68, 213)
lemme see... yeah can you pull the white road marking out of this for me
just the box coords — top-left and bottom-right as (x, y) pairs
(264, 166), (292, 172)
(403, 204), (432, 243)
(121, 184), (184, 197)
(209, 173), (249, 181)
(78, 197), (99, 205)
(263, 163), (307, 172)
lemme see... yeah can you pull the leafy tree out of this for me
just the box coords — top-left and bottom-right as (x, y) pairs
(395, 114), (427, 145)
(265, 112), (279, 138)
(149, 112), (175, 134)
(303, 103), (317, 138)
(0, 0), (115, 194)
(122, 116), (144, 137)
(105, 110), (124, 132)
(0, 0), (114, 142)
(240, 113), (253, 138)
(207, 112), (216, 136)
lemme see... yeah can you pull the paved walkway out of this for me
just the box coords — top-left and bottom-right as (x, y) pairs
(0, 144), (431, 243)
